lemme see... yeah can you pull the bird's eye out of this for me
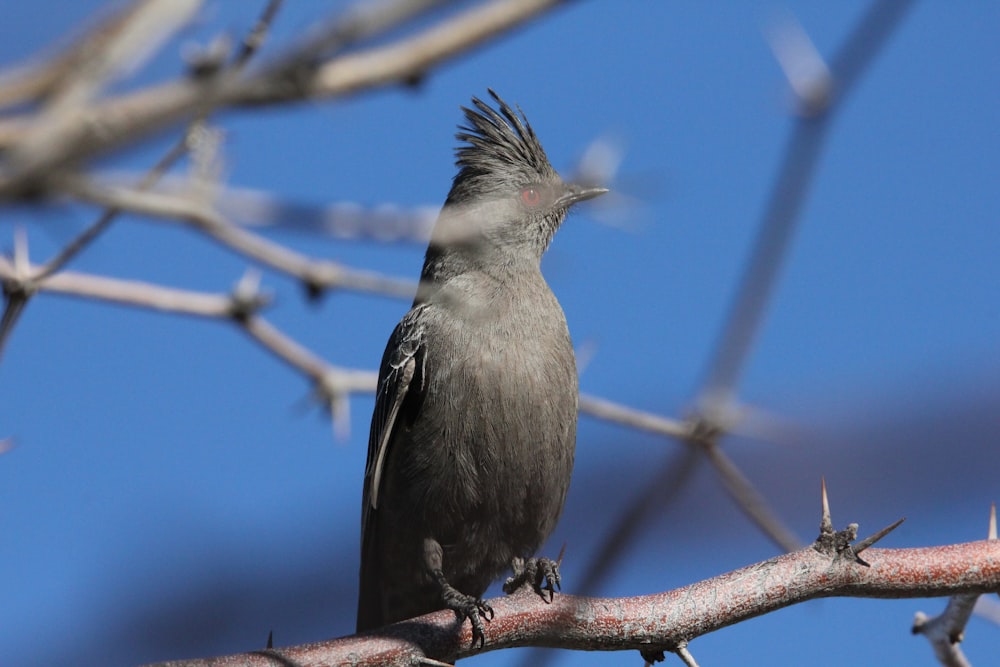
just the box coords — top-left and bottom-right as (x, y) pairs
(520, 187), (543, 207)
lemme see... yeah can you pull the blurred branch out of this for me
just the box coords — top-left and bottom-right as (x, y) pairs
(700, 441), (803, 551)
(0, 254), (375, 421)
(697, 0), (916, 412)
(50, 0), (283, 261)
(0, 0), (287, 359)
(0, 0), (185, 109)
(579, 394), (688, 438)
(32, 133), (192, 283)
(567, 448), (701, 596)
(578, 393), (803, 552)
(262, 0), (455, 67)
(0, 0), (566, 194)
(260, 0), (563, 102)
(58, 175), (417, 299)
(0, 259), (245, 316)
(2, 0), (202, 191)
(233, 0), (286, 68)
(146, 538), (1000, 667)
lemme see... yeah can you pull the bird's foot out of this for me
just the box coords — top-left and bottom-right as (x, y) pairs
(434, 569), (494, 649)
(503, 556), (561, 602)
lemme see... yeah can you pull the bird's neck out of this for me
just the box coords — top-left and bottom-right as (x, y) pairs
(415, 244), (542, 306)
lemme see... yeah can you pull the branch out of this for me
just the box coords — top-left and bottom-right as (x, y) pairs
(578, 393), (688, 438)
(578, 394), (802, 552)
(146, 539), (1000, 667)
(0, 0), (566, 193)
(58, 176), (417, 299)
(247, 0), (566, 103)
(911, 504), (999, 666)
(0, 257), (375, 421)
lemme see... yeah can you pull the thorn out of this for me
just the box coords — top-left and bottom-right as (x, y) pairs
(853, 517), (906, 555)
(557, 542), (567, 567)
(813, 478), (838, 554)
(266, 630), (273, 649)
(820, 477), (832, 535)
(989, 503), (997, 540)
(812, 481), (903, 564)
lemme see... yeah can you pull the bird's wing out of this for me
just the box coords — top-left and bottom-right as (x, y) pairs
(358, 305), (427, 631)
(364, 305), (428, 512)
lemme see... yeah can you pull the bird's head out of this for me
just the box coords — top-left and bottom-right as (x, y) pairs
(429, 90), (607, 266)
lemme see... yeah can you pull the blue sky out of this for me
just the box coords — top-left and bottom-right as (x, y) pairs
(1, 2), (999, 665)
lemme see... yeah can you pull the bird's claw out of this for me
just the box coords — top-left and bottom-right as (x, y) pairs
(442, 585), (494, 648)
(503, 556), (561, 602)
(536, 557), (561, 602)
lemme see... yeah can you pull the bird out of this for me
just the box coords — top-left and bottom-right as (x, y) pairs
(357, 90), (607, 646)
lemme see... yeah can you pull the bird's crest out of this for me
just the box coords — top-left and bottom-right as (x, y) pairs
(453, 89), (555, 188)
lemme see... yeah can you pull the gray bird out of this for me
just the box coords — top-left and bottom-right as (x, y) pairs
(357, 90), (607, 645)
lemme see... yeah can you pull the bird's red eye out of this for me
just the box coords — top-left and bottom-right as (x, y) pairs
(520, 187), (542, 207)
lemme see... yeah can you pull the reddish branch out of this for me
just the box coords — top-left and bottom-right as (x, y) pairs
(148, 539), (1000, 667)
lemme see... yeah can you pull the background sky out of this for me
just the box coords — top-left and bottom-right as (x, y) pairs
(1, 2), (999, 666)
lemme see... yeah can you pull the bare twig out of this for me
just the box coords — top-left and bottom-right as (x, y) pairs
(576, 393), (801, 550)
(277, 0), (565, 102)
(700, 441), (803, 552)
(578, 394), (688, 439)
(35, 129), (194, 282)
(0, 254), (376, 424)
(580, 449), (700, 594)
(264, 0), (454, 68)
(674, 645), (700, 667)
(57, 176), (416, 298)
(1, 257), (242, 317)
(233, 0), (285, 67)
(239, 314), (377, 392)
(0, 0), (200, 110)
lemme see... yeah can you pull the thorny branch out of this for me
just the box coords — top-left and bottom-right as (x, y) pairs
(146, 537), (1000, 667)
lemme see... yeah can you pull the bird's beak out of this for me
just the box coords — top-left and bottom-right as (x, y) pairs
(555, 183), (609, 209)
